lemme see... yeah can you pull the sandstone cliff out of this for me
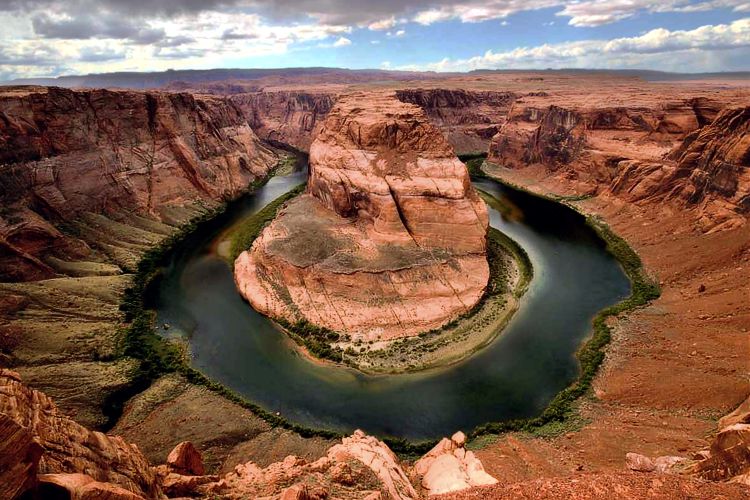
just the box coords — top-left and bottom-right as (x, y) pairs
(235, 92), (489, 341)
(487, 96), (749, 230)
(0, 86), (277, 281)
(1, 369), (502, 499)
(0, 369), (161, 498)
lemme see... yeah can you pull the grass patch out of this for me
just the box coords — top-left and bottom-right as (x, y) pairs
(229, 184), (305, 262)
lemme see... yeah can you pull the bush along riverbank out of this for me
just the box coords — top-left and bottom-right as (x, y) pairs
(227, 179), (533, 373)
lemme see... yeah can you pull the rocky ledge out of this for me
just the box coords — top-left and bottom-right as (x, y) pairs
(234, 93), (490, 342)
(0, 369), (499, 499)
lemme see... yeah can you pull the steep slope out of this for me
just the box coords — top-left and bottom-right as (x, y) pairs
(230, 91), (336, 151)
(0, 85), (278, 433)
(0, 85), (277, 281)
(235, 92), (489, 342)
(487, 95), (749, 230)
(395, 88), (516, 154)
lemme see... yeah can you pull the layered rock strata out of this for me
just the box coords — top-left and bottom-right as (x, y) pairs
(2, 369), (501, 499)
(235, 92), (489, 341)
(487, 96), (749, 230)
(0, 85), (277, 281)
(395, 89), (516, 154)
(230, 91), (336, 151)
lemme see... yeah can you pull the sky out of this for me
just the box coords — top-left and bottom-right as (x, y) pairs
(1, 0), (750, 80)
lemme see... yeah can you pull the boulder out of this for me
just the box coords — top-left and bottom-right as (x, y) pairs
(414, 431), (497, 496)
(327, 429), (418, 500)
(625, 453), (656, 472)
(719, 395), (750, 429)
(37, 473), (145, 500)
(166, 441), (205, 476)
(696, 423), (750, 481)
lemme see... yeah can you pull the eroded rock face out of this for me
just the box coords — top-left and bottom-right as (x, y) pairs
(487, 96), (749, 231)
(235, 92), (489, 340)
(166, 441), (205, 476)
(395, 89), (516, 154)
(231, 91), (336, 151)
(0, 86), (277, 281)
(0, 369), (161, 498)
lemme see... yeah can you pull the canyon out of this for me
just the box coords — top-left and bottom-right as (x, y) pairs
(0, 71), (749, 498)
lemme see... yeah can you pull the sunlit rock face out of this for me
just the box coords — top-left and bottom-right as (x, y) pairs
(235, 92), (489, 341)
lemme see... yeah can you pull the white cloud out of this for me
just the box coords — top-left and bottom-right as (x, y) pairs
(368, 17), (397, 30)
(2, 0), (750, 79)
(411, 1), (750, 28)
(397, 18), (750, 72)
(333, 36), (352, 47)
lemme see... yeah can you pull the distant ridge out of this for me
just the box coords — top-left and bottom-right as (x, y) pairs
(1, 67), (446, 90)
(3, 66), (749, 90)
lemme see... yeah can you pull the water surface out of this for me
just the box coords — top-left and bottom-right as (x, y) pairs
(155, 159), (630, 441)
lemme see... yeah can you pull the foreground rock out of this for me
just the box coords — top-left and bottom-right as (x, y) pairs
(235, 92), (489, 341)
(0, 369), (160, 498)
(414, 431), (498, 495)
(0, 368), (500, 499)
(695, 397), (750, 483)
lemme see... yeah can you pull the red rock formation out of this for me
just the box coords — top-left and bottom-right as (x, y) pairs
(413, 431), (497, 496)
(488, 96), (749, 230)
(0, 369), (161, 498)
(695, 407), (750, 482)
(166, 441), (205, 476)
(230, 91), (336, 151)
(0, 412), (43, 498)
(37, 473), (146, 500)
(235, 92), (489, 340)
(0, 86), (277, 281)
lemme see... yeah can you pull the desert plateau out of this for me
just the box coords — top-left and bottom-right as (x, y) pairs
(1, 2), (749, 499)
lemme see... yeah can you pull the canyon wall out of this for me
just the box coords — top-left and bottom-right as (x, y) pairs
(235, 92), (489, 341)
(225, 88), (516, 155)
(0, 86), (277, 281)
(395, 88), (516, 154)
(230, 91), (336, 151)
(487, 96), (749, 230)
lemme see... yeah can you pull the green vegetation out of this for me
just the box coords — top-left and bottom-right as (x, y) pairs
(229, 184), (305, 262)
(459, 152), (488, 178)
(465, 158), (486, 177)
(278, 318), (346, 363)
